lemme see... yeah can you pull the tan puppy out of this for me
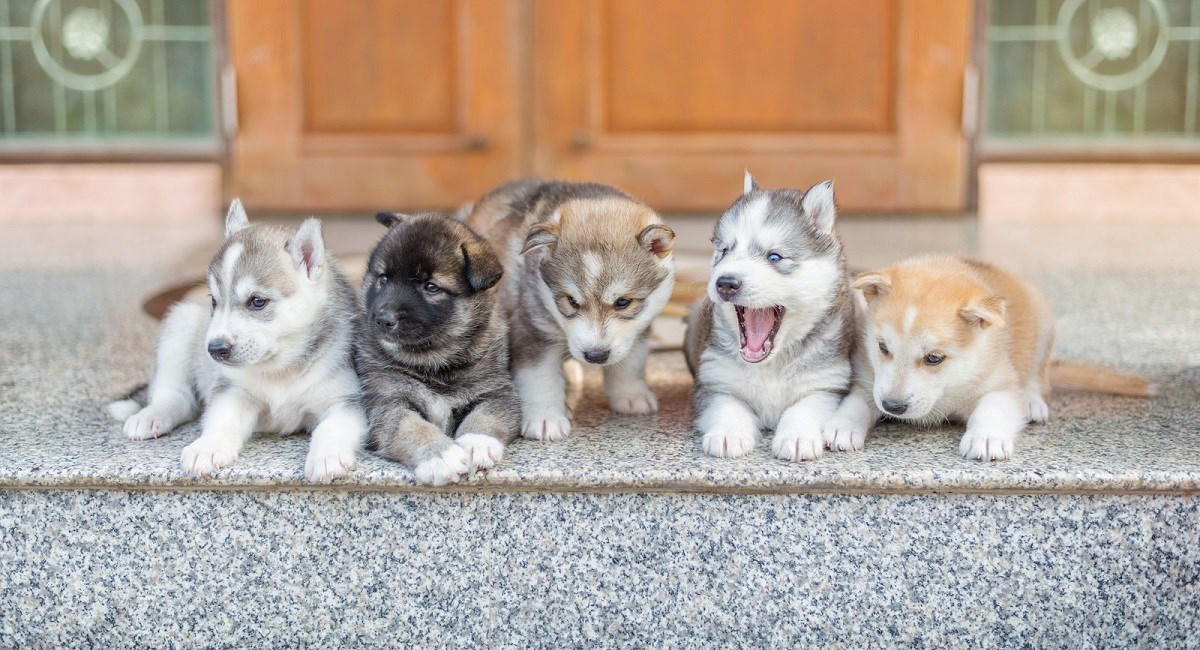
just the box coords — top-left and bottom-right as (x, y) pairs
(822, 254), (1152, 461)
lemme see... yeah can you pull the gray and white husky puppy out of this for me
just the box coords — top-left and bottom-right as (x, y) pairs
(466, 179), (676, 441)
(684, 172), (855, 462)
(356, 211), (519, 486)
(106, 200), (367, 482)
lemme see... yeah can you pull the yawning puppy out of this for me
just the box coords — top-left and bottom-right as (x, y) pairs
(356, 211), (519, 485)
(466, 179), (676, 441)
(822, 254), (1151, 460)
(684, 172), (854, 462)
(107, 200), (366, 482)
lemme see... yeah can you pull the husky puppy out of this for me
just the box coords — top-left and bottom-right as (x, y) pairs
(106, 200), (366, 482)
(684, 172), (854, 462)
(466, 179), (676, 441)
(356, 211), (519, 485)
(822, 254), (1153, 460)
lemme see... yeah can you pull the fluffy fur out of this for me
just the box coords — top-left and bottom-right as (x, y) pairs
(356, 211), (519, 486)
(466, 179), (676, 441)
(106, 200), (366, 482)
(684, 172), (855, 462)
(822, 254), (1153, 460)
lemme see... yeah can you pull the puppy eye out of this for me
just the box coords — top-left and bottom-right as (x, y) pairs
(247, 295), (269, 311)
(924, 353), (946, 366)
(210, 295), (216, 310)
(878, 340), (890, 356)
(613, 297), (631, 310)
(424, 282), (441, 295)
(767, 252), (783, 262)
(567, 296), (580, 309)
(376, 273), (388, 286)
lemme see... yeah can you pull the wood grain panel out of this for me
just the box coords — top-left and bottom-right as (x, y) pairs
(602, 0), (894, 133)
(301, 0), (457, 134)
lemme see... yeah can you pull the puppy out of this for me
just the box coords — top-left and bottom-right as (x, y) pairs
(822, 254), (1152, 460)
(684, 172), (854, 461)
(466, 179), (676, 441)
(106, 200), (366, 482)
(356, 211), (519, 486)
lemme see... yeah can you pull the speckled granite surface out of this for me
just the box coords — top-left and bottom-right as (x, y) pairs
(2, 490), (1196, 647)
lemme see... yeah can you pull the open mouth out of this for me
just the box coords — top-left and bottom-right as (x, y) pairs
(735, 306), (784, 363)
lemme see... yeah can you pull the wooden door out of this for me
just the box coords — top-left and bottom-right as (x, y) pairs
(228, 0), (521, 211)
(531, 0), (971, 212)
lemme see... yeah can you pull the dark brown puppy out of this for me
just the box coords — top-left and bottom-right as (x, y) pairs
(356, 211), (519, 485)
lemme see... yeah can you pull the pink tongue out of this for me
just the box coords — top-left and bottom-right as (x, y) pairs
(741, 308), (777, 353)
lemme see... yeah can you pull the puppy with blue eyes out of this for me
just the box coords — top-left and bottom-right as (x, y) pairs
(684, 172), (855, 462)
(356, 211), (519, 486)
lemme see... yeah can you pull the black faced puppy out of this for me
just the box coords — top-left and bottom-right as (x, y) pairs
(356, 211), (519, 485)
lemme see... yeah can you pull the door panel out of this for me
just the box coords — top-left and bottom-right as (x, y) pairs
(229, 0), (520, 211)
(532, 0), (969, 211)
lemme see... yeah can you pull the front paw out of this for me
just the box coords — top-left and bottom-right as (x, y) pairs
(772, 427), (824, 462)
(413, 445), (469, 486)
(607, 384), (659, 415)
(521, 409), (572, 442)
(180, 437), (240, 476)
(821, 416), (866, 452)
(1025, 395), (1050, 424)
(457, 433), (505, 472)
(959, 431), (1014, 461)
(701, 426), (757, 458)
(304, 442), (356, 483)
(124, 408), (172, 441)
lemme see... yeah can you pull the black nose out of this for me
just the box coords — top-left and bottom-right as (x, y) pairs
(881, 399), (908, 415)
(207, 339), (233, 361)
(583, 348), (610, 365)
(715, 275), (741, 300)
(375, 312), (398, 332)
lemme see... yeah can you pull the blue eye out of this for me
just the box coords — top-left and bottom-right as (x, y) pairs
(767, 252), (783, 262)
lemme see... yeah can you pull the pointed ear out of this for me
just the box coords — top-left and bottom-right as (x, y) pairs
(289, 218), (326, 280)
(638, 223), (675, 259)
(853, 272), (891, 303)
(959, 295), (1007, 329)
(374, 211), (409, 228)
(801, 180), (837, 234)
(520, 221), (559, 256)
(743, 169), (759, 195)
(461, 240), (503, 293)
(224, 198), (249, 239)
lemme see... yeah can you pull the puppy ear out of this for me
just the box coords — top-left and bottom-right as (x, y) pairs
(853, 272), (891, 303)
(638, 223), (675, 260)
(959, 295), (1007, 329)
(521, 221), (559, 256)
(801, 180), (837, 234)
(288, 218), (326, 281)
(461, 240), (503, 293)
(743, 169), (759, 195)
(374, 211), (409, 228)
(224, 198), (249, 239)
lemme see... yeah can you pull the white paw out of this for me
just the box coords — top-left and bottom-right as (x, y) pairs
(304, 443), (356, 483)
(1026, 395), (1049, 424)
(123, 407), (173, 441)
(822, 416), (866, 452)
(521, 410), (572, 442)
(959, 431), (1014, 461)
(106, 399), (141, 422)
(413, 445), (469, 486)
(608, 385), (659, 415)
(457, 433), (505, 472)
(180, 437), (240, 476)
(701, 426), (757, 458)
(772, 428), (824, 462)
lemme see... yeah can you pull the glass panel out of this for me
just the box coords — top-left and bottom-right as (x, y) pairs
(985, 0), (1200, 144)
(0, 0), (216, 149)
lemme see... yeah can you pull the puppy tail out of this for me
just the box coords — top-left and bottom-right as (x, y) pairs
(105, 383), (149, 420)
(1049, 362), (1156, 398)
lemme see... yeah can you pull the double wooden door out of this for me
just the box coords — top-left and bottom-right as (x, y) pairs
(228, 0), (970, 212)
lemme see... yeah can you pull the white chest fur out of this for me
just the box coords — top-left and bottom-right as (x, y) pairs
(700, 353), (845, 428)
